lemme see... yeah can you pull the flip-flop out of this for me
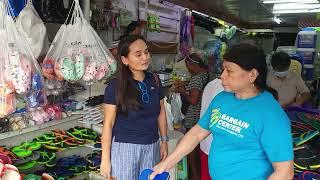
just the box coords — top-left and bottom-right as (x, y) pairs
(83, 61), (97, 82)
(23, 174), (42, 180)
(42, 58), (55, 80)
(139, 169), (170, 180)
(74, 54), (85, 81)
(34, 133), (55, 143)
(0, 152), (12, 164)
(15, 160), (37, 170)
(60, 57), (76, 82)
(10, 146), (32, 159)
(0, 146), (17, 161)
(293, 131), (319, 146)
(294, 146), (320, 170)
(37, 149), (56, 164)
(13, 151), (40, 165)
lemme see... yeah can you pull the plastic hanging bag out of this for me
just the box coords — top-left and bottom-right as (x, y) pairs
(170, 93), (184, 125)
(164, 97), (174, 131)
(0, 0), (46, 110)
(16, 0), (49, 59)
(42, 0), (116, 84)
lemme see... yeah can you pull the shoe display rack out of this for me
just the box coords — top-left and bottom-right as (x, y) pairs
(0, 114), (99, 178)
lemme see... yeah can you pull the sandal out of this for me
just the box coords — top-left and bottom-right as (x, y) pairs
(66, 127), (96, 141)
(37, 149), (56, 164)
(74, 54), (85, 81)
(15, 160), (37, 170)
(0, 146), (17, 161)
(34, 133), (55, 143)
(13, 151), (40, 165)
(0, 152), (12, 164)
(293, 131), (319, 146)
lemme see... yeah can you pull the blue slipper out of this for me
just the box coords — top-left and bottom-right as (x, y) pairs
(139, 169), (169, 180)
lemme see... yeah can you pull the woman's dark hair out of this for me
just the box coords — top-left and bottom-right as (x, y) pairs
(223, 43), (278, 99)
(115, 35), (147, 113)
(126, 21), (139, 35)
(186, 53), (207, 69)
(271, 51), (291, 70)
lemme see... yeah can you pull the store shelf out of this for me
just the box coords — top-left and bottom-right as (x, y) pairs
(0, 115), (83, 147)
(19, 143), (95, 175)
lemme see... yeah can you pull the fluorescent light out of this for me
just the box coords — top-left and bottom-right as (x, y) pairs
(273, 16), (282, 24)
(273, 9), (320, 13)
(263, 0), (318, 3)
(273, 3), (320, 10)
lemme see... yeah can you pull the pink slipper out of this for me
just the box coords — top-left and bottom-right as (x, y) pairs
(42, 58), (55, 79)
(83, 61), (97, 82)
(95, 63), (108, 80)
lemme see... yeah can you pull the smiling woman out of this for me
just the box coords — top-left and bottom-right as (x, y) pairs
(100, 35), (168, 180)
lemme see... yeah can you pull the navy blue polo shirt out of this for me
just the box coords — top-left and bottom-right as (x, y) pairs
(104, 72), (164, 144)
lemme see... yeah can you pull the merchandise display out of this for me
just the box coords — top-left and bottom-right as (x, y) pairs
(1, 0), (320, 179)
(42, 0), (116, 84)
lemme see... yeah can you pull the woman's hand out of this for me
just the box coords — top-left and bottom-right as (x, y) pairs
(100, 160), (111, 179)
(160, 142), (168, 161)
(150, 160), (170, 179)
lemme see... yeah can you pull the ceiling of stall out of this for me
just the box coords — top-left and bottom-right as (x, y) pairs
(166, 0), (320, 28)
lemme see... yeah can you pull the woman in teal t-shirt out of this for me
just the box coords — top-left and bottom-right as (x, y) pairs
(150, 43), (294, 180)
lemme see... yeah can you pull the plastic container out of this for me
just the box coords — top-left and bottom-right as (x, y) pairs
(296, 48), (316, 64)
(297, 31), (317, 48)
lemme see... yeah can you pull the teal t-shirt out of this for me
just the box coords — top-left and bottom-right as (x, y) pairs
(198, 91), (293, 180)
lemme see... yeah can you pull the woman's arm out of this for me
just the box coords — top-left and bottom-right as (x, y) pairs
(178, 87), (201, 106)
(158, 99), (168, 160)
(268, 161), (294, 180)
(150, 125), (210, 178)
(100, 104), (117, 177)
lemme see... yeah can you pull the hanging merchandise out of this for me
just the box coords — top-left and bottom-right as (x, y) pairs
(0, 0), (47, 117)
(147, 13), (160, 32)
(180, 10), (193, 56)
(42, 0), (117, 84)
(223, 26), (237, 40)
(120, 8), (132, 27)
(16, 0), (49, 60)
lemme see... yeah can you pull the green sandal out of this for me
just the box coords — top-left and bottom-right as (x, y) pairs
(16, 160), (37, 170)
(66, 127), (97, 141)
(37, 149), (56, 164)
(10, 146), (32, 158)
(20, 141), (42, 151)
(34, 133), (55, 143)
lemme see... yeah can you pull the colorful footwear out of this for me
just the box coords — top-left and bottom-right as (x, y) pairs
(34, 133), (55, 143)
(293, 131), (319, 146)
(60, 57), (76, 82)
(0, 146), (17, 161)
(0, 152), (12, 164)
(74, 54), (85, 81)
(15, 160), (37, 170)
(10, 147), (32, 158)
(14, 151), (40, 165)
(45, 157), (57, 167)
(297, 112), (320, 131)
(23, 174), (42, 180)
(294, 146), (320, 170)
(37, 149), (56, 164)
(66, 127), (97, 142)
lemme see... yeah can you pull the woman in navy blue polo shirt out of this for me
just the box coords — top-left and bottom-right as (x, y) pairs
(100, 35), (168, 179)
